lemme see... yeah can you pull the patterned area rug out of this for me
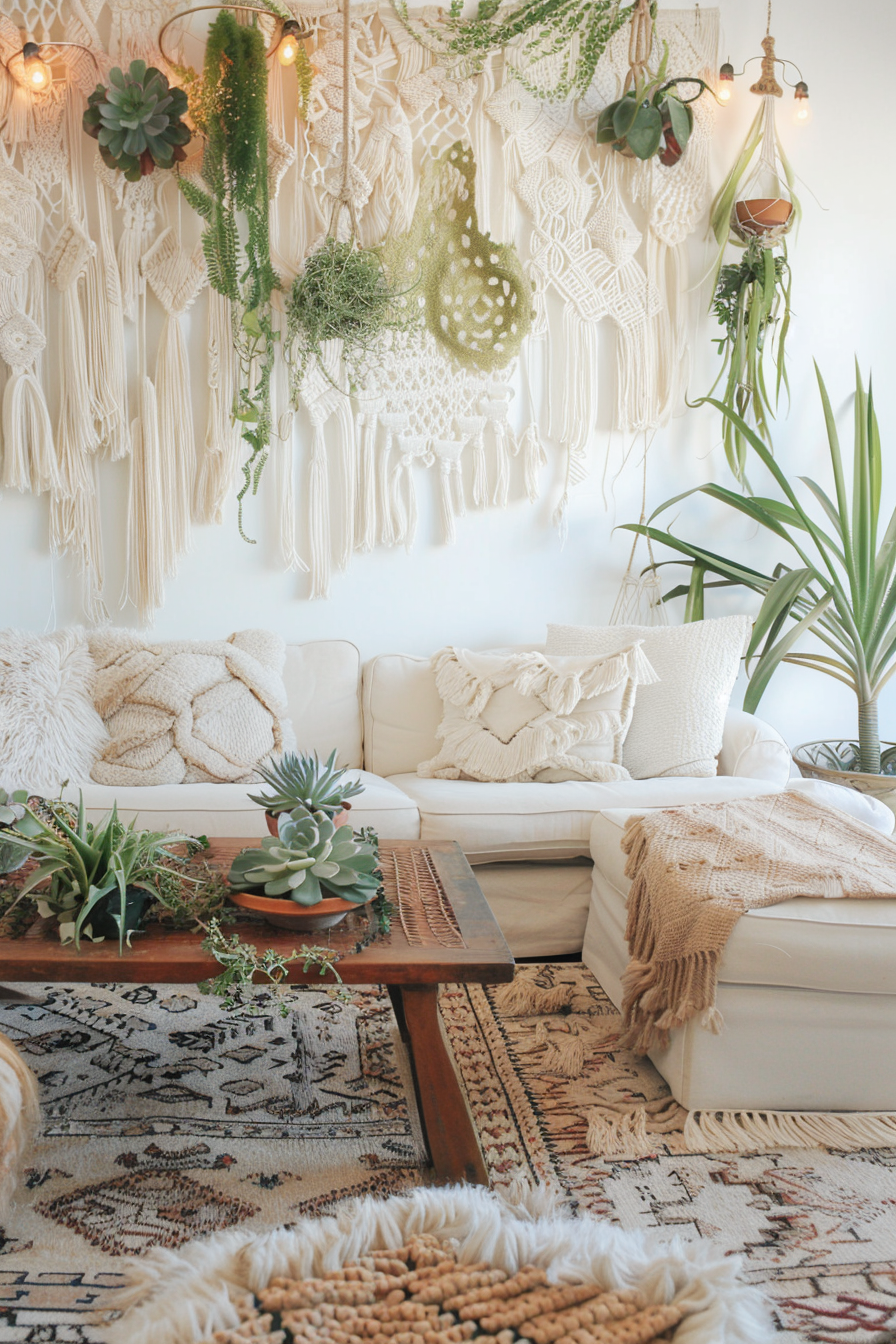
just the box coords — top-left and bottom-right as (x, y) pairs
(1, 965), (896, 1343)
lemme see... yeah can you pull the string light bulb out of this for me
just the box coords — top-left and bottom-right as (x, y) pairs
(794, 79), (811, 123)
(276, 19), (302, 67)
(22, 41), (51, 91)
(718, 60), (734, 103)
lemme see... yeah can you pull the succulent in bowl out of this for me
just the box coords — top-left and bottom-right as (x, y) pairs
(229, 811), (380, 906)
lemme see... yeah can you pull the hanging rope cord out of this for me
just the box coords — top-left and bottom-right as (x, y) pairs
(329, 0), (359, 239)
(623, 0), (652, 92)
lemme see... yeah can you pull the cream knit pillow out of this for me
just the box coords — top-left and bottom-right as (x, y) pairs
(419, 644), (656, 783)
(89, 629), (296, 787)
(546, 616), (752, 779)
(0, 628), (109, 794)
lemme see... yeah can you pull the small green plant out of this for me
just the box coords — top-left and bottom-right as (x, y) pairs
(596, 55), (707, 163)
(83, 60), (191, 181)
(0, 789), (29, 875)
(623, 363), (895, 776)
(249, 749), (365, 819)
(199, 918), (344, 1016)
(2, 795), (205, 951)
(230, 811), (381, 905)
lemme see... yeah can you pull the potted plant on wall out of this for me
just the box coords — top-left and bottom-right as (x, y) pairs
(596, 61), (707, 166)
(249, 749), (365, 837)
(622, 363), (896, 792)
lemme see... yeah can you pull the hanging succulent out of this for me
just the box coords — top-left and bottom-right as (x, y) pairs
(286, 238), (414, 393)
(390, 0), (637, 101)
(596, 72), (707, 164)
(82, 60), (191, 182)
(178, 10), (279, 543)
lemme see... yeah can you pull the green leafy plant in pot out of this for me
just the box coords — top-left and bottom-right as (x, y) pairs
(249, 749), (365, 837)
(2, 795), (204, 950)
(83, 60), (191, 181)
(622, 363), (896, 787)
(596, 51), (707, 165)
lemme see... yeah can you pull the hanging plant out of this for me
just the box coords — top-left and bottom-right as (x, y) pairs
(286, 238), (415, 393)
(178, 9), (279, 544)
(82, 60), (191, 182)
(596, 68), (707, 164)
(390, 0), (638, 101)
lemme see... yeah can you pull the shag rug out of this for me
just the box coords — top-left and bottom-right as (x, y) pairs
(0, 965), (895, 1342)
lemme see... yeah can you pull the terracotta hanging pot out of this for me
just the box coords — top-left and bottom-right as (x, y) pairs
(734, 197), (793, 237)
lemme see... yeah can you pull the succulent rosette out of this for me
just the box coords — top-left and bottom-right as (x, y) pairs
(229, 811), (381, 906)
(83, 59), (190, 182)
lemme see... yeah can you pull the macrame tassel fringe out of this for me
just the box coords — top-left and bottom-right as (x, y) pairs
(472, 426), (488, 508)
(274, 433), (308, 574)
(536, 1021), (584, 1078)
(683, 1108), (896, 1155)
(493, 974), (574, 1017)
(86, 179), (129, 460)
(355, 410), (379, 553)
(492, 422), (515, 508)
(308, 423), (330, 600)
(1, 371), (57, 493)
(438, 459), (456, 545)
(126, 376), (166, 620)
(50, 462), (108, 624)
(155, 315), (194, 573)
(56, 285), (98, 495)
(335, 393), (355, 571)
(195, 289), (241, 525)
(519, 424), (547, 502)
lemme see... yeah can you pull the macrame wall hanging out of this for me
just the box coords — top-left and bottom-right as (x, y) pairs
(0, 0), (719, 620)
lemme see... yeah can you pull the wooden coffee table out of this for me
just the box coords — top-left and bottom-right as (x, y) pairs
(0, 839), (514, 1186)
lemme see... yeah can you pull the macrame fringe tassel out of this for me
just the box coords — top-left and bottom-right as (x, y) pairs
(308, 423), (330, 600)
(335, 394), (355, 571)
(520, 424), (547, 502)
(86, 179), (129, 459)
(155, 315), (194, 573)
(683, 1108), (896, 1155)
(56, 285), (98, 495)
(355, 410), (378, 553)
(536, 1021), (584, 1078)
(1, 371), (57, 493)
(195, 290), (241, 525)
(126, 376), (166, 620)
(50, 461), (108, 624)
(493, 974), (574, 1017)
(492, 422), (515, 508)
(273, 433), (308, 574)
(438, 459), (456, 545)
(378, 430), (396, 547)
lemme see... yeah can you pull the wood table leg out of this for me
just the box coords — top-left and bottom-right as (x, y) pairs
(396, 984), (488, 1187)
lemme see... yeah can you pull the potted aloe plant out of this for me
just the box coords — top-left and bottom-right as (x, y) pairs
(229, 811), (381, 931)
(249, 749), (365, 836)
(622, 363), (896, 790)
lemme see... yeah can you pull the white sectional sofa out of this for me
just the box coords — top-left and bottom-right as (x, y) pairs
(66, 636), (856, 959)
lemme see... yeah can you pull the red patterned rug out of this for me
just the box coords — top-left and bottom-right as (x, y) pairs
(1, 964), (895, 1342)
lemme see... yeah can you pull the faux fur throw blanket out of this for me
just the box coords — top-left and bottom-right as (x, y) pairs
(620, 791), (896, 1054)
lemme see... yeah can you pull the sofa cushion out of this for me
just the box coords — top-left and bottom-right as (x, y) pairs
(589, 803), (896, 996)
(389, 773), (784, 862)
(285, 641), (362, 768)
(0, 628), (108, 794)
(420, 645), (655, 784)
(67, 771), (420, 840)
(89, 629), (295, 787)
(546, 616), (751, 779)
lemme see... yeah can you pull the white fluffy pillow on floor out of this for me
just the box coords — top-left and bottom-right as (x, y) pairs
(89, 629), (296, 787)
(419, 644), (657, 782)
(0, 628), (109, 794)
(546, 616), (752, 778)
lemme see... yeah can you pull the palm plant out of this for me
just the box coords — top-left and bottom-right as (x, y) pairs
(622, 363), (893, 775)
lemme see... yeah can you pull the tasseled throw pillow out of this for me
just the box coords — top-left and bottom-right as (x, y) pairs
(0, 628), (109, 794)
(418, 644), (657, 783)
(89, 629), (296, 786)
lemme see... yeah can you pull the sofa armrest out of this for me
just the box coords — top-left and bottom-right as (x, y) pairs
(717, 708), (791, 784)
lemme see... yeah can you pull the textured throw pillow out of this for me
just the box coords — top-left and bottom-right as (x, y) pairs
(89, 629), (296, 786)
(418, 644), (656, 783)
(0, 628), (109, 794)
(546, 615), (752, 779)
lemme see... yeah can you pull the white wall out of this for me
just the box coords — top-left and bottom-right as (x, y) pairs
(1, 0), (894, 751)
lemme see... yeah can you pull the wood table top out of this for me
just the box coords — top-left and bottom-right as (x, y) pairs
(0, 839), (515, 987)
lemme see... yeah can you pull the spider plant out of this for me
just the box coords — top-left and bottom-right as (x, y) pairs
(621, 363), (893, 775)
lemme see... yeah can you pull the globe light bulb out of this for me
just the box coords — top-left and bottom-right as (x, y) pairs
(718, 61), (734, 104)
(793, 81), (811, 124)
(277, 20), (301, 67)
(22, 42), (51, 91)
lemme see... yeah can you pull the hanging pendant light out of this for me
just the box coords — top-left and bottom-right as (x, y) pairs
(276, 19), (303, 66)
(22, 41), (52, 91)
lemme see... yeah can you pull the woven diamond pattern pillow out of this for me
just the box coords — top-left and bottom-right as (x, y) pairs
(419, 644), (656, 783)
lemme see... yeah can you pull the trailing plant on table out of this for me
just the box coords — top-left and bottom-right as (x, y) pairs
(178, 9), (279, 543)
(83, 60), (191, 181)
(390, 0), (638, 101)
(230, 811), (381, 905)
(248, 749), (365, 820)
(1, 795), (205, 951)
(622, 363), (896, 776)
(198, 918), (345, 1016)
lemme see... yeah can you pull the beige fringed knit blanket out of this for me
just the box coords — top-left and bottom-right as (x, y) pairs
(620, 792), (896, 1054)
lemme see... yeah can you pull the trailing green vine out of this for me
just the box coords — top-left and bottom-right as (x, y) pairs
(178, 9), (279, 543)
(390, 0), (638, 100)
